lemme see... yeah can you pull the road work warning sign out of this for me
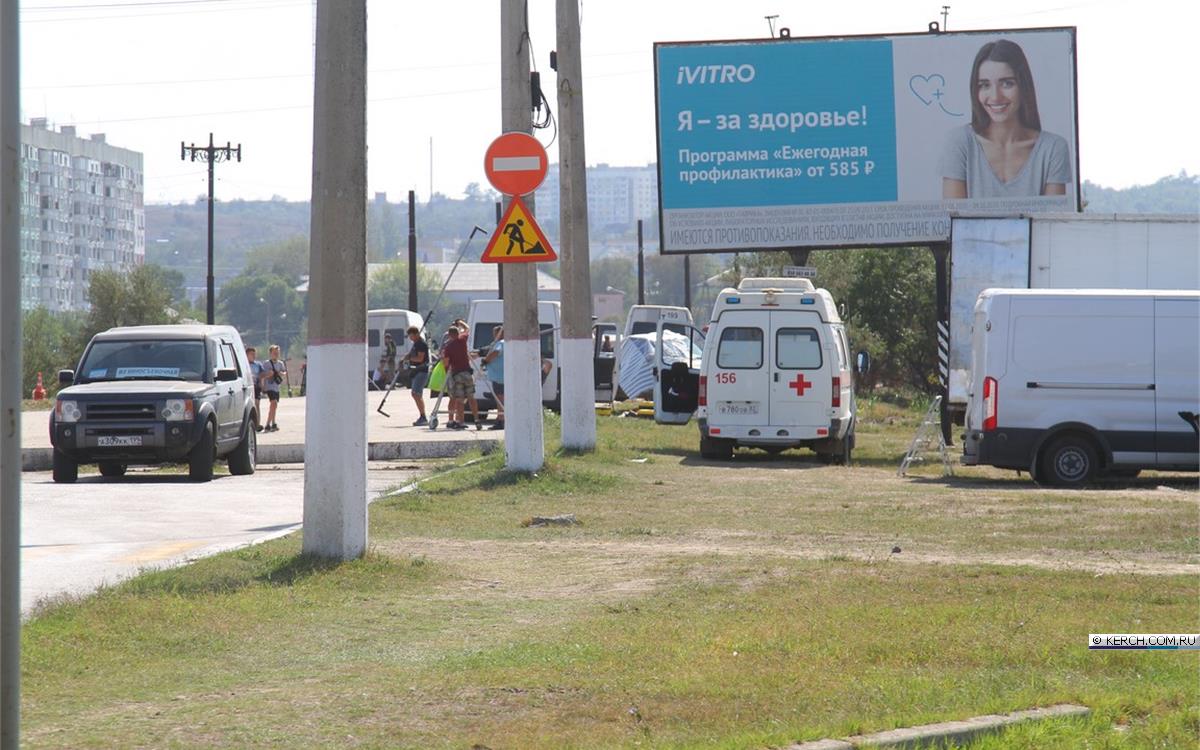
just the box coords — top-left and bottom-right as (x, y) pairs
(481, 196), (557, 264)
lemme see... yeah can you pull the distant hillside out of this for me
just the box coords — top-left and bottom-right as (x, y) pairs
(147, 172), (1199, 294)
(1082, 172), (1199, 214)
(145, 199), (311, 293)
(145, 194), (495, 293)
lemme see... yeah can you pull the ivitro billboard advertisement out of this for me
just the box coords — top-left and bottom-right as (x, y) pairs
(654, 28), (1079, 254)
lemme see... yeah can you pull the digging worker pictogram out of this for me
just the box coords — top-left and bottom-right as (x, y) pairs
(502, 218), (546, 256)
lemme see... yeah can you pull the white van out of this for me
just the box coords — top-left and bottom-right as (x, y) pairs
(465, 299), (561, 410)
(367, 308), (424, 372)
(962, 289), (1199, 485)
(624, 304), (693, 338)
(656, 278), (864, 462)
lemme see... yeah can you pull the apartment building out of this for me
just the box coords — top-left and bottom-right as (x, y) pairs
(19, 118), (145, 311)
(537, 162), (657, 231)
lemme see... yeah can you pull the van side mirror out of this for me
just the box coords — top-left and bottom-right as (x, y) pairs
(216, 368), (240, 382)
(855, 351), (871, 375)
(58, 369), (75, 385)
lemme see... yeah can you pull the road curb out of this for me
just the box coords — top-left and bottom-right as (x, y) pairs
(786, 704), (1090, 750)
(21, 439), (499, 472)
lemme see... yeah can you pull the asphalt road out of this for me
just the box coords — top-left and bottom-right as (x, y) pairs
(19, 462), (426, 615)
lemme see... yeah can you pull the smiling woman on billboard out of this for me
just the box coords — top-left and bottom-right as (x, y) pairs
(941, 39), (1072, 199)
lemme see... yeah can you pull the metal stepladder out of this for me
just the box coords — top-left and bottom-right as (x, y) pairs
(898, 395), (954, 477)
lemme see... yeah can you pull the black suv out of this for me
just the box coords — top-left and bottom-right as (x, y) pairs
(50, 325), (259, 483)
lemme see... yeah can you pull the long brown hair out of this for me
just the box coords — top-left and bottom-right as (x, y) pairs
(969, 39), (1041, 134)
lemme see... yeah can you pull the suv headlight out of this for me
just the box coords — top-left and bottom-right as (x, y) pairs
(162, 399), (194, 422)
(56, 399), (82, 423)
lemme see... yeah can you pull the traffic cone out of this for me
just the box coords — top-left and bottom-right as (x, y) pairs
(32, 372), (47, 400)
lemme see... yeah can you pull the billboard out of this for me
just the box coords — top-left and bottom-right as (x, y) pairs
(654, 28), (1079, 254)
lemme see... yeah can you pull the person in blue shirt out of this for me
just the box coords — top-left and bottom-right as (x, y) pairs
(481, 325), (505, 430)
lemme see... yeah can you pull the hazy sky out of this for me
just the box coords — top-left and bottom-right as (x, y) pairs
(19, 0), (1200, 205)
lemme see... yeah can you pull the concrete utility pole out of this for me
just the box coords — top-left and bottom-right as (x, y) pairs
(303, 0), (368, 559)
(555, 0), (595, 450)
(181, 133), (240, 324)
(500, 0), (544, 471)
(1, 3), (21, 744)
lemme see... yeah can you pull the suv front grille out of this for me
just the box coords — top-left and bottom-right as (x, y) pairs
(86, 402), (158, 421)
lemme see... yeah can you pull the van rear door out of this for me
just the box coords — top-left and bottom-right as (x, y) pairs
(768, 314), (831, 429)
(653, 318), (704, 425)
(1154, 297), (1200, 468)
(706, 310), (770, 426)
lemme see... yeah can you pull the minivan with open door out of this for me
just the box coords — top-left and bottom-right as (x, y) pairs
(656, 278), (861, 462)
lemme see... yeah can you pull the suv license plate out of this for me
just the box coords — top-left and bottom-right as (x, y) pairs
(97, 435), (142, 447)
(717, 401), (760, 416)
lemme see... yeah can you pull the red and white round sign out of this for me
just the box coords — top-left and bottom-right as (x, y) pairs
(483, 132), (548, 196)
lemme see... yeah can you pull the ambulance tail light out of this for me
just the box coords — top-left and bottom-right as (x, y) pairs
(698, 375), (707, 407)
(831, 376), (841, 408)
(983, 376), (998, 432)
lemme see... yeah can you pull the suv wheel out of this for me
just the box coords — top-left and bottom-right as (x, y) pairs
(98, 461), (126, 478)
(189, 422), (216, 482)
(52, 450), (78, 483)
(228, 420), (256, 476)
(1039, 434), (1098, 488)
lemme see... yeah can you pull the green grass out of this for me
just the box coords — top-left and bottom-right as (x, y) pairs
(20, 407), (1199, 749)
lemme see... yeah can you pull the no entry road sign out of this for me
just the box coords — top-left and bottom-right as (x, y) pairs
(484, 132), (549, 196)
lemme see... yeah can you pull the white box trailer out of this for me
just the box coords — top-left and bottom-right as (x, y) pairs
(947, 213), (1200, 415)
(962, 289), (1199, 485)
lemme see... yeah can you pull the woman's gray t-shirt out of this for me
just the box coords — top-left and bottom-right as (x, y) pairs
(940, 125), (1072, 198)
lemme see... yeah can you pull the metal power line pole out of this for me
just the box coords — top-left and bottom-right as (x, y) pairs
(683, 255), (691, 310)
(181, 133), (240, 324)
(1, 2), (21, 745)
(636, 219), (645, 305)
(500, 0), (544, 471)
(407, 189), (417, 312)
(495, 201), (503, 300)
(303, 0), (367, 559)
(941, 6), (950, 29)
(556, 0), (595, 450)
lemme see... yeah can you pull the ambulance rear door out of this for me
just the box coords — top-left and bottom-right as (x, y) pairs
(653, 317), (705, 425)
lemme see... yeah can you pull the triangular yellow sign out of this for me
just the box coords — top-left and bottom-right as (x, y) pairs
(481, 196), (557, 264)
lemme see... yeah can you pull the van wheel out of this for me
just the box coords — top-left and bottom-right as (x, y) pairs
(839, 439), (853, 466)
(98, 461), (126, 478)
(1039, 435), (1098, 487)
(700, 435), (733, 460)
(189, 422), (216, 482)
(228, 420), (256, 476)
(52, 450), (78, 483)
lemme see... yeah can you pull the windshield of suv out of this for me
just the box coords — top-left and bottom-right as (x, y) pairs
(77, 339), (207, 383)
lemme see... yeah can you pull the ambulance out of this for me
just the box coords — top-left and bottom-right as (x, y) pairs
(655, 277), (867, 462)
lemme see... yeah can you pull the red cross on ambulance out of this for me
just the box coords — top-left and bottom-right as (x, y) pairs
(788, 373), (812, 396)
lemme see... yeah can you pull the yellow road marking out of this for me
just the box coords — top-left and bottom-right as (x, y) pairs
(118, 540), (205, 565)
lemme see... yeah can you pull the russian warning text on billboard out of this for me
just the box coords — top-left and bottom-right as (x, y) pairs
(654, 28), (1078, 253)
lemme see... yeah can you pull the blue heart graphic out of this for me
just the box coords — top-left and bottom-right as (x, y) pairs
(909, 73), (946, 106)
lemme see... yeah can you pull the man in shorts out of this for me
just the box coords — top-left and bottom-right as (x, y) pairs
(246, 347), (265, 431)
(440, 326), (480, 430)
(405, 327), (430, 426)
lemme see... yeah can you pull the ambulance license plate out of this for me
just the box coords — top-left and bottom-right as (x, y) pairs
(97, 435), (142, 447)
(717, 401), (760, 416)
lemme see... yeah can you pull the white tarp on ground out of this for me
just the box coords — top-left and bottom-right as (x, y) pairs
(618, 331), (702, 401)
